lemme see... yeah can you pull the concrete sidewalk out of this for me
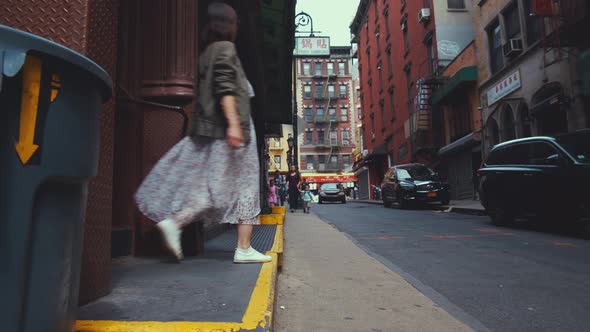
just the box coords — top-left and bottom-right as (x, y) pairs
(274, 212), (472, 332)
(349, 198), (486, 215)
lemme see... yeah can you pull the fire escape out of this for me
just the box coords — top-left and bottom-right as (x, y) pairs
(409, 59), (443, 162)
(313, 68), (341, 172)
(537, 0), (589, 68)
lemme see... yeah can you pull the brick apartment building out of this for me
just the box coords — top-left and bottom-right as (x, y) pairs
(295, 46), (358, 190)
(350, 0), (475, 198)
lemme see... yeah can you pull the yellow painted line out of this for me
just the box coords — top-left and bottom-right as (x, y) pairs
(15, 55), (42, 164)
(269, 225), (283, 255)
(76, 249), (281, 332)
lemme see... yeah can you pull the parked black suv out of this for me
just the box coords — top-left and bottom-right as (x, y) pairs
(478, 129), (590, 228)
(381, 164), (450, 209)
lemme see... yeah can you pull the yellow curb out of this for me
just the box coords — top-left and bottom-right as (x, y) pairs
(259, 213), (283, 225)
(271, 206), (286, 215)
(76, 225), (285, 332)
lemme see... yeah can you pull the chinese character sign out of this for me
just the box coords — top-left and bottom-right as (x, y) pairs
(294, 37), (330, 56)
(486, 70), (522, 106)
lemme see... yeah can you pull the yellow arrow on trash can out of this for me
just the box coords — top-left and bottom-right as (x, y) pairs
(15, 55), (61, 165)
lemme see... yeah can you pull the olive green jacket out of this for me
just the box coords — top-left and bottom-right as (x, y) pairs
(191, 41), (252, 143)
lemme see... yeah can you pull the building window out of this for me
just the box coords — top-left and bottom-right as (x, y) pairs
(370, 113), (376, 138)
(402, 16), (409, 54)
(524, 0), (541, 46)
(328, 84), (336, 98)
(388, 88), (395, 122)
(329, 107), (337, 121)
(315, 61), (323, 75)
(404, 66), (413, 109)
(330, 155), (338, 167)
(319, 155), (326, 170)
(330, 130), (338, 145)
(378, 61), (384, 91)
(338, 62), (346, 75)
(401, 0), (406, 10)
(304, 85), (312, 99)
(379, 101), (385, 129)
(327, 62), (334, 75)
(340, 106), (348, 122)
(342, 130), (350, 145)
(447, 0), (465, 9)
(306, 155), (315, 170)
(386, 46), (393, 78)
(365, 20), (369, 44)
(316, 108), (325, 121)
(303, 62), (311, 76)
(305, 107), (313, 122)
(305, 131), (313, 145)
(318, 129), (325, 144)
(344, 155), (351, 169)
(358, 107), (362, 120)
(274, 155), (281, 169)
(366, 48), (372, 76)
(504, 3), (521, 40)
(315, 84), (324, 99)
(376, 26), (381, 55)
(383, 6), (390, 36)
(339, 84), (347, 98)
(425, 35), (435, 75)
(368, 79), (374, 105)
(274, 138), (281, 148)
(488, 20), (503, 74)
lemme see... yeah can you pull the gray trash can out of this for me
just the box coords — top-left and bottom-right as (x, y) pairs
(0, 25), (112, 332)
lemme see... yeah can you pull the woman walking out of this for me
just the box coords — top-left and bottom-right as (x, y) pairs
(135, 2), (270, 264)
(286, 165), (301, 213)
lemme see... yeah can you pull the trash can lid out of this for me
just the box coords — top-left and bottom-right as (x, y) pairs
(0, 24), (112, 102)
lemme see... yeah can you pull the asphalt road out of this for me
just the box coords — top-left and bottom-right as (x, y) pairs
(312, 202), (590, 332)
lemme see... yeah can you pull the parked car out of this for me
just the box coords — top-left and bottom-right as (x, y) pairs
(381, 163), (450, 209)
(478, 129), (590, 229)
(318, 183), (347, 204)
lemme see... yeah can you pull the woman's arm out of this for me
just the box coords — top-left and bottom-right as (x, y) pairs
(220, 95), (243, 148)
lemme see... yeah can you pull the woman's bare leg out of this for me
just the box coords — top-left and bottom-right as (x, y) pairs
(237, 224), (253, 249)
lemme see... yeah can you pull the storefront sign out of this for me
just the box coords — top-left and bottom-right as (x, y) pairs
(487, 70), (521, 106)
(303, 174), (358, 183)
(294, 37), (330, 56)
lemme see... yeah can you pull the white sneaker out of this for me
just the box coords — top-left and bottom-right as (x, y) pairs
(234, 247), (272, 264)
(157, 219), (183, 261)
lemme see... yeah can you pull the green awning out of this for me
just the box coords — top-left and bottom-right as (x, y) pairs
(579, 49), (590, 97)
(432, 66), (478, 105)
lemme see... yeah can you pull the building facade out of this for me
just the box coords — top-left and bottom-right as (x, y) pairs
(267, 125), (294, 174)
(350, 0), (475, 198)
(474, 0), (589, 155)
(295, 46), (358, 190)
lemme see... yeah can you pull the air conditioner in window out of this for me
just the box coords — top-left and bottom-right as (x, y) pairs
(418, 8), (431, 22)
(503, 38), (523, 57)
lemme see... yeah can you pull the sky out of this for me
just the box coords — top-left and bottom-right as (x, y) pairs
(295, 0), (361, 46)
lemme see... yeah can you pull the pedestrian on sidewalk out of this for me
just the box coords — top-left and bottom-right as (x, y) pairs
(286, 165), (301, 213)
(302, 184), (313, 214)
(268, 179), (278, 207)
(273, 170), (287, 206)
(134, 2), (271, 264)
